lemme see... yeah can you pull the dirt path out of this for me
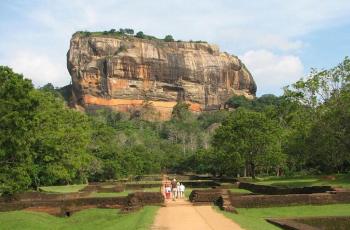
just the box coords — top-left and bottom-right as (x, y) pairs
(151, 199), (243, 230)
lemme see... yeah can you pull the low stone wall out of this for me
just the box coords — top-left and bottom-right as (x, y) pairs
(213, 177), (238, 184)
(267, 216), (350, 230)
(0, 192), (164, 216)
(0, 196), (127, 214)
(218, 184), (238, 189)
(189, 189), (223, 204)
(266, 218), (319, 230)
(229, 191), (350, 208)
(238, 182), (334, 195)
(123, 192), (164, 212)
(0, 191), (92, 202)
(183, 181), (220, 188)
(125, 183), (161, 189)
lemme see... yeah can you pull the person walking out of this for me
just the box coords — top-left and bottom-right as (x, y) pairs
(171, 178), (177, 201)
(165, 182), (171, 199)
(176, 181), (181, 198)
(179, 183), (185, 198)
(161, 178), (166, 198)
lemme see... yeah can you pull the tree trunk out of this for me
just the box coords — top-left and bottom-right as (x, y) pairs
(251, 163), (256, 179)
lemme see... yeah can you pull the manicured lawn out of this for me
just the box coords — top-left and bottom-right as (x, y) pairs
(251, 174), (350, 188)
(89, 187), (161, 197)
(219, 204), (350, 230)
(0, 206), (159, 230)
(39, 184), (87, 193)
(89, 191), (130, 197)
(143, 187), (161, 192)
(229, 188), (252, 194)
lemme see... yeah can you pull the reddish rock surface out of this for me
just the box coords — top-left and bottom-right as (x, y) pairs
(67, 33), (256, 120)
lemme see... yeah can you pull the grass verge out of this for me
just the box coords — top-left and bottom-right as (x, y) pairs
(218, 204), (350, 230)
(250, 174), (350, 188)
(39, 184), (87, 193)
(0, 206), (159, 230)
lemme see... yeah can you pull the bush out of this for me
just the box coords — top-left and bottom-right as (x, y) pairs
(135, 31), (145, 39)
(164, 35), (174, 42)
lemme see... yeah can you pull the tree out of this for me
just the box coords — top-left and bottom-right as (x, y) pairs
(164, 35), (174, 42)
(124, 28), (134, 35)
(252, 94), (281, 111)
(212, 108), (284, 178)
(0, 66), (39, 194)
(31, 90), (92, 186)
(283, 57), (350, 173)
(226, 95), (252, 109)
(88, 118), (121, 181)
(135, 31), (145, 39)
(171, 102), (191, 121)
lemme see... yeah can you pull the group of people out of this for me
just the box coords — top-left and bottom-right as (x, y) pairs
(163, 178), (185, 200)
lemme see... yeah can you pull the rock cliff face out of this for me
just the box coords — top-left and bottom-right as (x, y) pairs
(67, 34), (256, 120)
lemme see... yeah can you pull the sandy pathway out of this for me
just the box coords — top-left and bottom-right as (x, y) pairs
(151, 199), (243, 230)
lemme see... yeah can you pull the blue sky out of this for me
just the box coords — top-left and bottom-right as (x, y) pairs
(1, 0), (350, 96)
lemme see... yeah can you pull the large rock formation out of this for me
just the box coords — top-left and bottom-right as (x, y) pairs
(67, 33), (256, 120)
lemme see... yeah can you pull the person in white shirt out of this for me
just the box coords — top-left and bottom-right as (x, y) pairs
(176, 181), (181, 198)
(179, 183), (185, 198)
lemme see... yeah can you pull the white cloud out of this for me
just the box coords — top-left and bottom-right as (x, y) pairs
(3, 50), (69, 87)
(257, 35), (304, 52)
(1, 0), (350, 93)
(240, 50), (304, 95)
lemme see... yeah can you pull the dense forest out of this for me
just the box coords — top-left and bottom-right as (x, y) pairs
(0, 57), (349, 195)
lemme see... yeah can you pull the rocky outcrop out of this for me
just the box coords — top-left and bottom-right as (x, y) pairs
(67, 33), (256, 120)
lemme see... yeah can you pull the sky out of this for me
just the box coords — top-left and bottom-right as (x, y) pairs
(1, 0), (350, 96)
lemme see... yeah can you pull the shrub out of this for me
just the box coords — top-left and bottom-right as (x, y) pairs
(135, 31), (145, 39)
(164, 35), (174, 42)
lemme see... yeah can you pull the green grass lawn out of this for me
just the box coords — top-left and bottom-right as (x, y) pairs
(250, 174), (350, 188)
(229, 188), (252, 194)
(39, 184), (87, 193)
(219, 204), (350, 230)
(182, 187), (251, 198)
(89, 187), (161, 197)
(89, 191), (131, 197)
(0, 206), (159, 230)
(143, 187), (161, 192)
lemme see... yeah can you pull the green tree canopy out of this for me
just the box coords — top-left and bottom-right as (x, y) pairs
(0, 66), (39, 194)
(212, 109), (284, 178)
(164, 35), (174, 42)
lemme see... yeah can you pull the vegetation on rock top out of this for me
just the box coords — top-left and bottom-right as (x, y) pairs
(73, 27), (208, 43)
